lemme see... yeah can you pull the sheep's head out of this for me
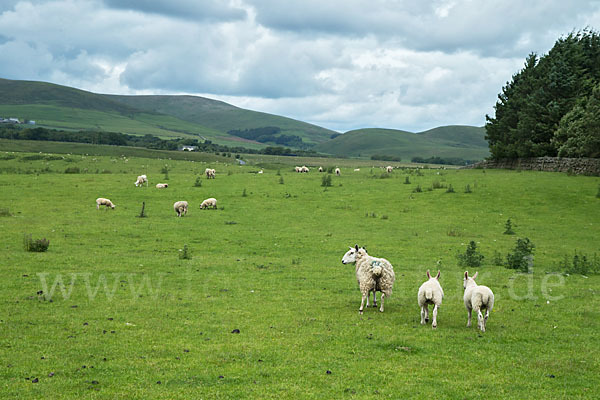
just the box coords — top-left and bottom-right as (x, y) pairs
(463, 271), (478, 289)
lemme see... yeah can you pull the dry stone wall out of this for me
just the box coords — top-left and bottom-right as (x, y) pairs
(464, 157), (600, 176)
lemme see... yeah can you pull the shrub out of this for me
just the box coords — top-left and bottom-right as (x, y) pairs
(432, 180), (445, 189)
(0, 207), (11, 217)
(242, 188), (247, 197)
(404, 176), (410, 184)
(24, 234), (50, 252)
(506, 237), (535, 272)
(161, 165), (169, 180)
(445, 184), (455, 193)
(503, 218), (515, 235)
(492, 251), (504, 266)
(321, 174), (332, 187)
(194, 176), (202, 187)
(279, 176), (284, 184)
(64, 166), (80, 174)
(412, 185), (422, 193)
(179, 244), (191, 260)
(457, 241), (484, 268)
(556, 252), (599, 275)
(465, 184), (472, 193)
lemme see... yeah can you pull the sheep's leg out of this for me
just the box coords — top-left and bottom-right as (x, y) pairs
(359, 292), (367, 314)
(476, 308), (484, 332)
(432, 304), (439, 329)
(467, 308), (472, 327)
(420, 305), (426, 324)
(366, 290), (370, 307)
(424, 305), (429, 323)
(379, 293), (385, 312)
(372, 290), (377, 308)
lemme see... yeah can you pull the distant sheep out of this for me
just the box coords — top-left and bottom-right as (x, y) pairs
(335, 168), (341, 176)
(354, 168), (360, 172)
(318, 167), (323, 172)
(155, 183), (168, 189)
(295, 166), (302, 173)
(134, 174), (147, 187)
(301, 166), (309, 173)
(342, 245), (396, 313)
(96, 197), (115, 210)
(386, 166), (393, 173)
(199, 197), (217, 209)
(205, 168), (216, 179)
(258, 170), (263, 174)
(417, 270), (444, 329)
(173, 201), (188, 217)
(463, 271), (495, 332)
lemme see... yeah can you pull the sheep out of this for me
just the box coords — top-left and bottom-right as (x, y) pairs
(354, 168), (360, 172)
(342, 245), (395, 314)
(417, 270), (444, 328)
(134, 174), (147, 187)
(258, 170), (263, 174)
(173, 200), (188, 217)
(96, 197), (115, 210)
(295, 166), (302, 173)
(155, 183), (168, 189)
(335, 168), (341, 176)
(301, 166), (309, 173)
(199, 197), (217, 209)
(386, 166), (393, 173)
(318, 167), (323, 172)
(205, 168), (216, 179)
(463, 271), (495, 332)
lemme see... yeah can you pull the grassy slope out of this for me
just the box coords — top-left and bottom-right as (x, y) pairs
(417, 125), (488, 147)
(105, 95), (338, 145)
(0, 150), (598, 399)
(315, 127), (490, 160)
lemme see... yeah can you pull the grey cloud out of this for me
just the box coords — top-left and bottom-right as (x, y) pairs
(102, 0), (247, 22)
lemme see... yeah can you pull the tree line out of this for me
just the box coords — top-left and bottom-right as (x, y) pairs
(227, 126), (307, 148)
(486, 29), (600, 159)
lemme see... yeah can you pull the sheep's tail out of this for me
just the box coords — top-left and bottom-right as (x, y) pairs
(425, 288), (433, 301)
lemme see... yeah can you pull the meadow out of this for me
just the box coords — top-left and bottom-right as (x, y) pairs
(0, 150), (598, 399)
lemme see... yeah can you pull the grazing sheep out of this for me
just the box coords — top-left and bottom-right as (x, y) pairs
(342, 245), (396, 314)
(96, 197), (115, 210)
(205, 168), (216, 179)
(258, 170), (263, 174)
(155, 183), (168, 188)
(354, 168), (360, 172)
(417, 270), (444, 328)
(318, 167), (323, 172)
(463, 271), (495, 332)
(386, 166), (393, 173)
(134, 174), (147, 187)
(173, 201), (188, 217)
(335, 168), (341, 176)
(199, 197), (217, 209)
(301, 166), (309, 173)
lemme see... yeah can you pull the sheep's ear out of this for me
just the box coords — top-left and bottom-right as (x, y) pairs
(464, 271), (469, 279)
(473, 271), (478, 280)
(355, 245), (359, 251)
(436, 270), (441, 279)
(426, 270), (431, 279)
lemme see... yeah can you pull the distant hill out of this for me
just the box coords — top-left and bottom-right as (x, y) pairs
(315, 126), (489, 161)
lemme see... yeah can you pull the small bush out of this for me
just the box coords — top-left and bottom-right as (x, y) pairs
(503, 218), (515, 235)
(457, 241), (484, 268)
(381, 215), (389, 220)
(161, 165), (169, 180)
(64, 166), (80, 174)
(445, 184), (455, 193)
(492, 251), (504, 266)
(24, 234), (50, 252)
(556, 252), (599, 275)
(194, 177), (202, 187)
(179, 244), (191, 260)
(465, 184), (472, 193)
(242, 188), (247, 197)
(506, 237), (535, 272)
(0, 207), (12, 217)
(412, 185), (422, 193)
(404, 176), (410, 184)
(321, 174), (332, 187)
(279, 176), (284, 184)
(432, 180), (444, 189)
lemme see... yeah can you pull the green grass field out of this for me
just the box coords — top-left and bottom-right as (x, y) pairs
(0, 150), (598, 399)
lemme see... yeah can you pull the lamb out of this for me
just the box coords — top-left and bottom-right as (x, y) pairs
(386, 166), (393, 173)
(173, 201), (188, 217)
(199, 197), (217, 209)
(96, 197), (115, 210)
(341, 245), (395, 314)
(134, 174), (147, 187)
(335, 168), (341, 176)
(205, 168), (216, 179)
(155, 183), (168, 189)
(463, 271), (495, 332)
(417, 270), (444, 329)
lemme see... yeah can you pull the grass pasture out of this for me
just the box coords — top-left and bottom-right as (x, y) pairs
(0, 151), (599, 399)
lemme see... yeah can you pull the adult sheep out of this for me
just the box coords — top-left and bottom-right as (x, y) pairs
(199, 197), (217, 209)
(96, 197), (115, 210)
(342, 245), (395, 314)
(417, 270), (444, 329)
(463, 271), (495, 332)
(295, 166), (302, 173)
(134, 174), (147, 187)
(205, 168), (216, 179)
(386, 166), (393, 173)
(301, 166), (309, 173)
(318, 167), (324, 172)
(173, 201), (188, 217)
(335, 168), (341, 176)
(156, 183), (168, 189)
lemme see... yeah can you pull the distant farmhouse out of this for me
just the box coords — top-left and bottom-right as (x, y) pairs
(0, 117), (35, 125)
(179, 145), (198, 151)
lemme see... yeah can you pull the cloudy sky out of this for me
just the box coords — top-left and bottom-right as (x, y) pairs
(1, 0), (600, 132)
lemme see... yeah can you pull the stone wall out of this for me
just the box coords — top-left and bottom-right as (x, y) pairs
(464, 157), (600, 176)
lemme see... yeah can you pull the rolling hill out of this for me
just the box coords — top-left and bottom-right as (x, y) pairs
(315, 126), (489, 162)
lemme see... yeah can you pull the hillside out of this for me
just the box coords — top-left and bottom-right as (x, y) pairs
(315, 126), (489, 161)
(104, 94), (337, 145)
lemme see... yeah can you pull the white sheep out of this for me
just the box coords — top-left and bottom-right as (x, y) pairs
(199, 197), (217, 209)
(258, 170), (263, 174)
(335, 168), (341, 176)
(417, 270), (444, 328)
(301, 166), (309, 173)
(155, 183), (168, 188)
(463, 271), (495, 332)
(96, 197), (115, 210)
(318, 167), (323, 172)
(354, 168), (360, 172)
(134, 174), (147, 187)
(205, 168), (216, 179)
(173, 200), (188, 217)
(386, 166), (393, 173)
(342, 245), (395, 314)
(295, 166), (302, 173)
